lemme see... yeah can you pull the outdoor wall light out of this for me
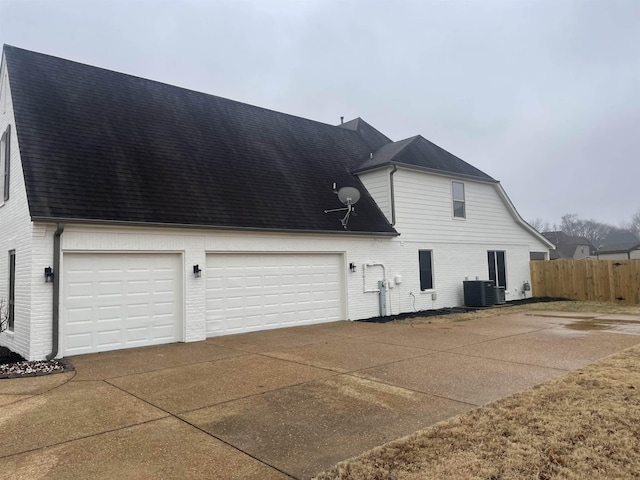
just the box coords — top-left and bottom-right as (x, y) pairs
(44, 266), (54, 283)
(193, 265), (202, 278)
(349, 262), (357, 272)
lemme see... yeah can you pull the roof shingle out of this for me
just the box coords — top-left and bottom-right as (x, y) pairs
(4, 45), (496, 234)
(5, 45), (395, 233)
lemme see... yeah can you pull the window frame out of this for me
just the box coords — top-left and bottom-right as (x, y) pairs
(7, 250), (15, 331)
(487, 250), (507, 288)
(452, 181), (465, 219)
(418, 249), (434, 291)
(0, 124), (9, 203)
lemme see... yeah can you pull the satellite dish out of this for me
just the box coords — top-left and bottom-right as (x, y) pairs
(337, 187), (360, 206)
(324, 185), (361, 229)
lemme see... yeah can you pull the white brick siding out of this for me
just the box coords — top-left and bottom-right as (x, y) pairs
(0, 56), (36, 359)
(11, 222), (539, 359)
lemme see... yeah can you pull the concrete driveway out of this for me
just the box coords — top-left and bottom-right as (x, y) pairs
(2, 311), (640, 479)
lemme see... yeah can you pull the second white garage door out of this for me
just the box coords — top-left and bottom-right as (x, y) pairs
(62, 253), (182, 356)
(206, 253), (344, 336)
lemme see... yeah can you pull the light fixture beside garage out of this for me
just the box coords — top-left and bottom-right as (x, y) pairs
(193, 265), (202, 278)
(44, 266), (54, 283)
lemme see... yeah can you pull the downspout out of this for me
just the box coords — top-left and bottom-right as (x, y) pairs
(389, 165), (397, 226)
(46, 223), (64, 360)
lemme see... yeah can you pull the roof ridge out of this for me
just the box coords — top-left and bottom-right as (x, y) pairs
(384, 135), (420, 159)
(3, 45), (351, 134)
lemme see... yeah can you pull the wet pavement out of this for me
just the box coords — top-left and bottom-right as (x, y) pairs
(1, 311), (639, 479)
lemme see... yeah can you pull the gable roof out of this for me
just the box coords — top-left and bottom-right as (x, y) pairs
(542, 231), (593, 247)
(355, 135), (495, 182)
(596, 242), (640, 254)
(338, 117), (391, 152)
(542, 231), (594, 259)
(4, 45), (395, 234)
(599, 230), (639, 248)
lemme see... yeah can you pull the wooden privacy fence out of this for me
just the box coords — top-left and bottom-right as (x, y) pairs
(530, 260), (640, 304)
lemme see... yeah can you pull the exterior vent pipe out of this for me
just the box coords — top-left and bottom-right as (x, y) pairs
(46, 223), (64, 360)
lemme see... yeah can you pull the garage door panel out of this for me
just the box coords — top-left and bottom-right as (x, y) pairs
(63, 253), (182, 356)
(206, 253), (343, 336)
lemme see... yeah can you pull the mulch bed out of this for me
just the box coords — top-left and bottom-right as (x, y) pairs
(358, 297), (569, 323)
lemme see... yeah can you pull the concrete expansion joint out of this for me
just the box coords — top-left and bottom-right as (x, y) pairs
(342, 371), (481, 409)
(0, 417), (165, 462)
(102, 378), (297, 479)
(448, 350), (571, 372)
(176, 414), (296, 479)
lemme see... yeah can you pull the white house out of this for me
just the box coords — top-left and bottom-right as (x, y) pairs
(0, 46), (552, 360)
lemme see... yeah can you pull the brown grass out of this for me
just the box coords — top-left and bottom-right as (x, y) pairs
(315, 303), (640, 480)
(397, 300), (640, 326)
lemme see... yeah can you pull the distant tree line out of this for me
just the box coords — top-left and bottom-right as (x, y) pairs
(529, 210), (640, 248)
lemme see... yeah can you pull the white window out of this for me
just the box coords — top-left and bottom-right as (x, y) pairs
(0, 125), (9, 203)
(452, 181), (465, 218)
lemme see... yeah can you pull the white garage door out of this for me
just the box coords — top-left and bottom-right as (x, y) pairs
(206, 253), (344, 336)
(62, 253), (182, 356)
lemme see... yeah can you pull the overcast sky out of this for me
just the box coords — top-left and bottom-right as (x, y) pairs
(1, 0), (639, 227)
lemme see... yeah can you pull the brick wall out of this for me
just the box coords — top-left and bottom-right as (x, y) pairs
(0, 57), (35, 359)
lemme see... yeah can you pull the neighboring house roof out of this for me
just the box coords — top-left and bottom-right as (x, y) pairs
(541, 231), (594, 259)
(355, 134), (495, 182)
(4, 45), (395, 234)
(599, 230), (639, 248)
(596, 242), (640, 254)
(541, 231), (591, 246)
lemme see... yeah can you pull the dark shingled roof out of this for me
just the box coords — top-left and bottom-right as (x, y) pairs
(597, 242), (640, 254)
(4, 45), (495, 234)
(542, 231), (595, 259)
(5, 45), (395, 234)
(338, 117), (391, 152)
(355, 135), (495, 182)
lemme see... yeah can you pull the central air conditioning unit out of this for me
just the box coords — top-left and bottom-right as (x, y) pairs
(493, 286), (506, 304)
(463, 280), (495, 307)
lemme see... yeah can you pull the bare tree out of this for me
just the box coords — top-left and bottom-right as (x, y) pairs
(528, 218), (551, 233)
(626, 209), (640, 238)
(560, 213), (581, 237)
(559, 213), (613, 246)
(580, 220), (613, 247)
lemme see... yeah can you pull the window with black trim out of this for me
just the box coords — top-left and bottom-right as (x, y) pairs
(8, 250), (15, 331)
(452, 181), (465, 218)
(0, 125), (9, 202)
(487, 250), (506, 288)
(418, 250), (434, 290)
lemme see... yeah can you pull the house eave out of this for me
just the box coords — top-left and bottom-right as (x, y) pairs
(354, 162), (498, 184)
(30, 216), (400, 237)
(493, 184), (555, 249)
